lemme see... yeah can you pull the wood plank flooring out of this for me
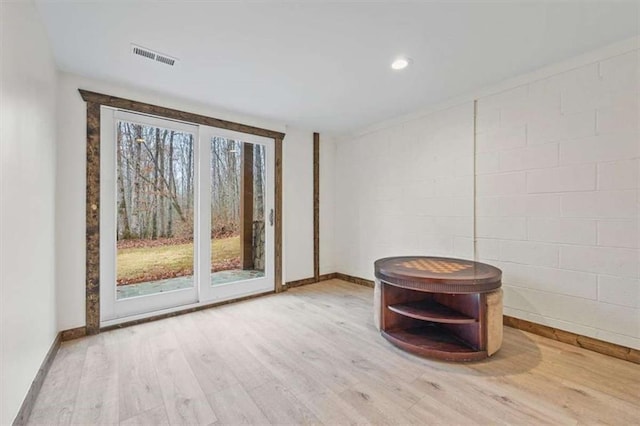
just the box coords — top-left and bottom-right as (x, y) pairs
(28, 280), (640, 425)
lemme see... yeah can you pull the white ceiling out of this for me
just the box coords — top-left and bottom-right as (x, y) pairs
(36, 1), (639, 134)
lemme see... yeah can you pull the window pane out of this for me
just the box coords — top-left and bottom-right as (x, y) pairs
(115, 121), (194, 299)
(210, 137), (265, 285)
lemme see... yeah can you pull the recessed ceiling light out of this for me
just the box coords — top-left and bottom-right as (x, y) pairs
(391, 58), (411, 70)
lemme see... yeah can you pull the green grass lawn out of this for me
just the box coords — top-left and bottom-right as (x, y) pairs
(117, 235), (240, 284)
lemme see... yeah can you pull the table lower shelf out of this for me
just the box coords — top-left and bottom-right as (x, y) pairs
(388, 299), (477, 324)
(381, 325), (487, 362)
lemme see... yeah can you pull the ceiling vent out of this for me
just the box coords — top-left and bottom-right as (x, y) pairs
(131, 44), (177, 67)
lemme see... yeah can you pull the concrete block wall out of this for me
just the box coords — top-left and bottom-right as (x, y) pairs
(475, 50), (639, 349)
(335, 45), (639, 349)
(334, 103), (475, 280)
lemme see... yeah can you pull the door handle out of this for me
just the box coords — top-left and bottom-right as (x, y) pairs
(269, 209), (274, 226)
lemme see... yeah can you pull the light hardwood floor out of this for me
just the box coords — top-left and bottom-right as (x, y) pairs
(28, 280), (639, 425)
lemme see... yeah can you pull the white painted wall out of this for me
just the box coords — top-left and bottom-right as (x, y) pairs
(0, 2), (58, 424)
(282, 130), (337, 280)
(320, 136), (337, 275)
(283, 127), (314, 282)
(56, 72), (321, 330)
(335, 103), (475, 280)
(334, 41), (639, 349)
(283, 131), (337, 279)
(475, 49), (639, 349)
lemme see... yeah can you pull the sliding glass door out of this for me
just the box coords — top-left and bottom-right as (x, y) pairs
(100, 108), (274, 323)
(198, 127), (275, 303)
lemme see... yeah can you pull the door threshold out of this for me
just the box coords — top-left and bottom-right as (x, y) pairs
(100, 289), (274, 331)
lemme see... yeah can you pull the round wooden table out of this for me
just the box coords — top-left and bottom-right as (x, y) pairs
(374, 256), (503, 362)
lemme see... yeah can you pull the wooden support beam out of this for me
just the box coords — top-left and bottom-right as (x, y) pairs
(79, 90), (286, 140)
(240, 143), (254, 269)
(313, 132), (320, 282)
(274, 138), (283, 292)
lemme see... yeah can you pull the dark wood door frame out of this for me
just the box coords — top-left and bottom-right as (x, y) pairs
(79, 89), (285, 334)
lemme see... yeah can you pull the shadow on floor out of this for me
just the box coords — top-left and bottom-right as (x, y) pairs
(383, 326), (543, 377)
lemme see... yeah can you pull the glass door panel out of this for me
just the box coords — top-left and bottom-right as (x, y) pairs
(199, 128), (274, 303)
(101, 109), (199, 322)
(209, 138), (266, 285)
(116, 121), (195, 299)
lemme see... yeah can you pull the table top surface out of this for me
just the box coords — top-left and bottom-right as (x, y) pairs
(374, 256), (502, 293)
